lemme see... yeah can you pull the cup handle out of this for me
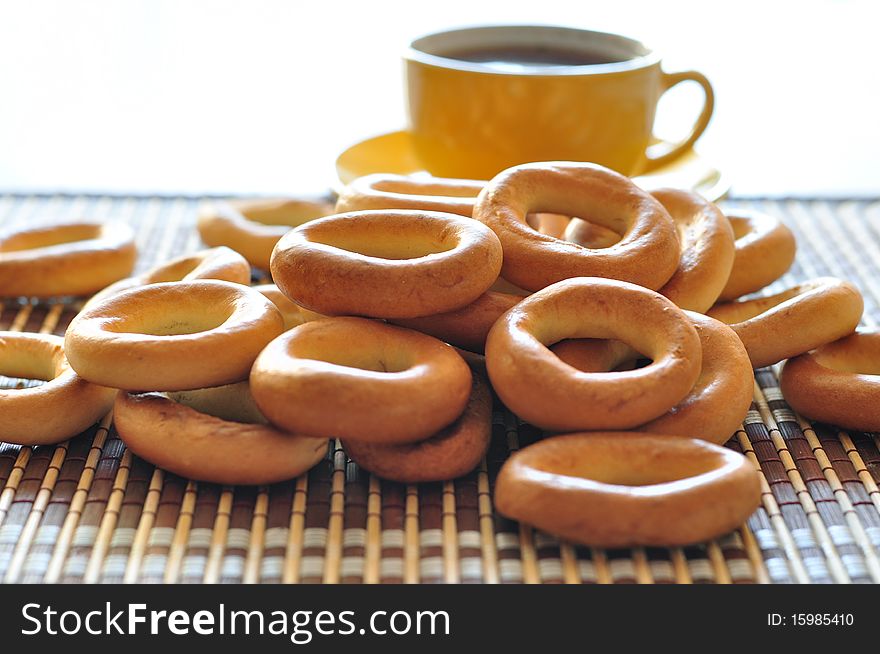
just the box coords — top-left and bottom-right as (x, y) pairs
(641, 70), (715, 172)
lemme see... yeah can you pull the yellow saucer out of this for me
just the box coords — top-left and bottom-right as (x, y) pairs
(336, 130), (730, 201)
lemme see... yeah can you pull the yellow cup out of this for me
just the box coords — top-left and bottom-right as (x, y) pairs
(405, 25), (714, 179)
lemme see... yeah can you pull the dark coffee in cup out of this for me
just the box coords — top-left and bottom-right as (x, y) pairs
(442, 45), (626, 69)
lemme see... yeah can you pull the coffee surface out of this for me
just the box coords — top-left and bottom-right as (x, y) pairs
(442, 45), (626, 69)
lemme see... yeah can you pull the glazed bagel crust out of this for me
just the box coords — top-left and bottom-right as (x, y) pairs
(720, 209), (797, 301)
(197, 197), (334, 269)
(485, 277), (702, 431)
(84, 246), (251, 310)
(270, 210), (503, 319)
(335, 173), (484, 217)
(494, 432), (761, 547)
(342, 375), (492, 483)
(780, 331), (880, 431)
(390, 291), (521, 353)
(555, 314), (754, 444)
(250, 317), (473, 443)
(473, 162), (680, 291)
(0, 332), (116, 445)
(0, 221), (137, 297)
(707, 277), (863, 368)
(651, 188), (735, 312)
(65, 280), (284, 391)
(114, 385), (328, 485)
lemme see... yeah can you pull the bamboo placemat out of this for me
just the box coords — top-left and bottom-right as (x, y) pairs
(0, 193), (879, 584)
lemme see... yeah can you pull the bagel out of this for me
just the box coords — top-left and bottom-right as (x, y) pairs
(485, 277), (702, 431)
(270, 210), (503, 319)
(65, 280), (284, 391)
(342, 375), (492, 482)
(719, 209), (797, 301)
(253, 284), (325, 330)
(473, 162), (680, 291)
(114, 382), (328, 485)
(0, 221), (136, 297)
(780, 331), (880, 431)
(494, 432), (761, 547)
(197, 197), (334, 269)
(567, 189), (736, 312)
(707, 277), (863, 368)
(250, 317), (472, 444)
(0, 332), (116, 445)
(554, 313), (754, 444)
(84, 246), (250, 310)
(335, 173), (483, 217)
(650, 188), (735, 312)
(390, 291), (520, 353)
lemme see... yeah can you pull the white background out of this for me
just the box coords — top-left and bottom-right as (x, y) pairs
(0, 0), (877, 196)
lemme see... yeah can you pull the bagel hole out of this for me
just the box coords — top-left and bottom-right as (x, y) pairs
(304, 352), (412, 374)
(0, 375), (48, 390)
(523, 214), (624, 248)
(535, 444), (718, 486)
(165, 382), (268, 424)
(0, 224), (102, 252)
(813, 348), (880, 375)
(0, 354), (58, 388)
(372, 180), (480, 199)
(561, 217), (623, 248)
(313, 234), (456, 260)
(551, 338), (651, 373)
(233, 201), (332, 228)
(118, 309), (231, 336)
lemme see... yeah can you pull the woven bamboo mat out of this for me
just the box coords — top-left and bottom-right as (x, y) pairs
(0, 193), (879, 584)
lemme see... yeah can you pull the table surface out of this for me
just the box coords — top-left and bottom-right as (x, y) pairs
(0, 193), (878, 584)
(0, 0), (878, 198)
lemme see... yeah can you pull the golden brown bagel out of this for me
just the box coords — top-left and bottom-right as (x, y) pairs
(342, 375), (492, 482)
(719, 209), (797, 301)
(197, 197), (334, 269)
(65, 280), (283, 391)
(780, 331), (880, 431)
(485, 277), (702, 431)
(554, 313), (754, 444)
(565, 189), (737, 312)
(84, 246), (250, 310)
(0, 221), (136, 297)
(250, 317), (472, 443)
(390, 291), (521, 353)
(114, 382), (328, 485)
(707, 277), (863, 368)
(473, 162), (680, 291)
(0, 332), (116, 445)
(335, 173), (483, 217)
(651, 188), (735, 312)
(494, 432), (761, 547)
(270, 210), (503, 319)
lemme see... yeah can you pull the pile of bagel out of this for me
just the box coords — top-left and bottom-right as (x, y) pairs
(0, 161), (875, 548)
